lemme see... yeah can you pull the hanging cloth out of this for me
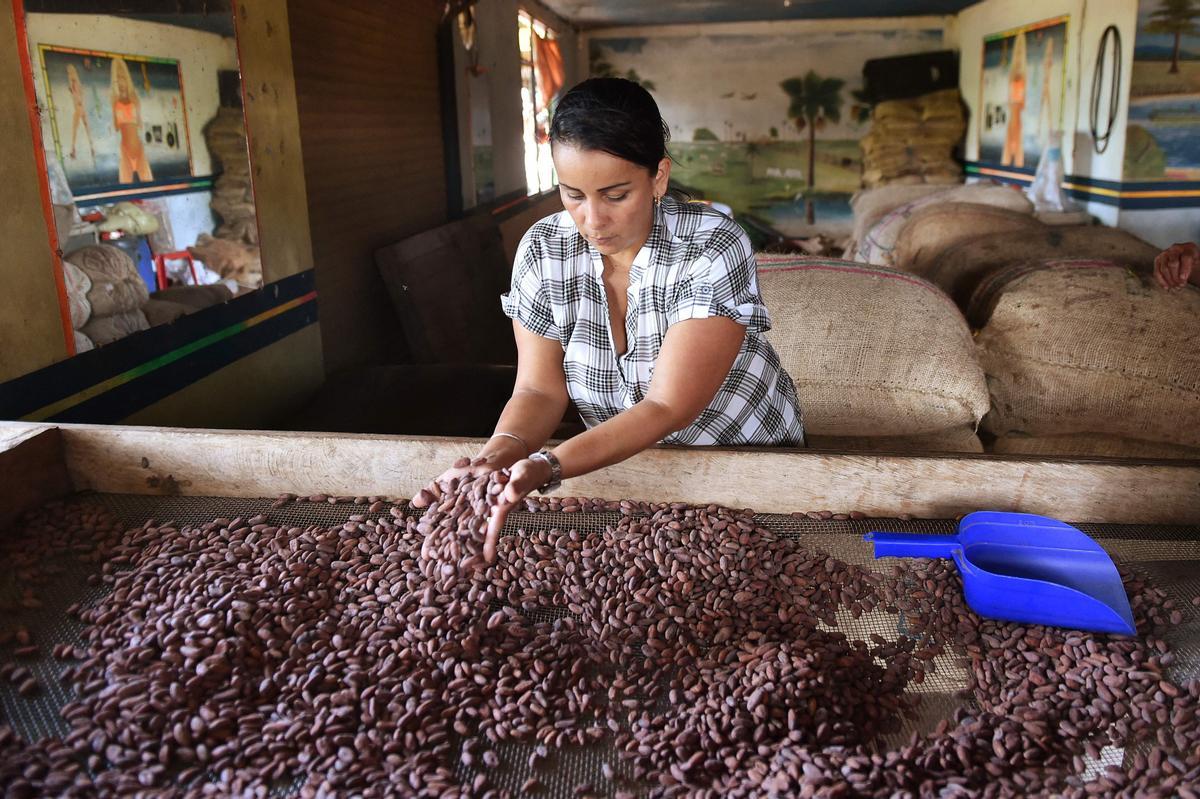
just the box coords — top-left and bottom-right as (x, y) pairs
(533, 32), (564, 111)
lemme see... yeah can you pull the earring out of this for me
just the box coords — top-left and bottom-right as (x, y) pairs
(653, 194), (661, 207)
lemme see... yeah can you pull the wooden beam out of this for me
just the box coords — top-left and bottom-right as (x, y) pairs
(2, 422), (1197, 526)
(0, 426), (70, 530)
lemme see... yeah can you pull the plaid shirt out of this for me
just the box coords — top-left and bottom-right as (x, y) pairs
(501, 196), (804, 446)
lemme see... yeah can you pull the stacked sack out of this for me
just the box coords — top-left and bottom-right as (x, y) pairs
(61, 258), (94, 353)
(188, 233), (262, 289)
(197, 106), (262, 291)
(204, 107), (258, 245)
(889, 203), (1045, 278)
(971, 259), (1200, 459)
(853, 182), (1035, 267)
(926, 224), (1159, 307)
(845, 183), (948, 257)
(62, 245), (150, 348)
(860, 89), (966, 189)
(756, 254), (989, 454)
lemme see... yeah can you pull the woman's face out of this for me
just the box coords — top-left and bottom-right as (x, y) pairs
(553, 143), (669, 261)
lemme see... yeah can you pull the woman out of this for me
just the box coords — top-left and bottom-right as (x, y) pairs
(66, 64), (95, 162)
(110, 57), (153, 184)
(417, 78), (804, 562)
(1001, 32), (1027, 168)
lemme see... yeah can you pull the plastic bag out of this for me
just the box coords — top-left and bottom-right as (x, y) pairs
(1027, 131), (1077, 213)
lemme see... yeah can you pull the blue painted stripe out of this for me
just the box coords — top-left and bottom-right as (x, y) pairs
(49, 299), (317, 425)
(73, 175), (216, 206)
(965, 161), (1200, 209)
(0, 270), (317, 421)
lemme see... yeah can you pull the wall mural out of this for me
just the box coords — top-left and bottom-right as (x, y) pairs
(38, 45), (194, 195)
(977, 16), (1069, 172)
(588, 28), (944, 237)
(1124, 0), (1200, 181)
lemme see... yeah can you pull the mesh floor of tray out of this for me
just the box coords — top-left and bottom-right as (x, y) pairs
(2, 493), (1199, 798)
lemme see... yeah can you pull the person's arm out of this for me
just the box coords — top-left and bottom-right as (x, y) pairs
(410, 321), (568, 504)
(475, 322), (570, 468)
(487, 315), (746, 550)
(1154, 242), (1200, 289)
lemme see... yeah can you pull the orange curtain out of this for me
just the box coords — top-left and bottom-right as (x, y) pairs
(533, 33), (564, 111)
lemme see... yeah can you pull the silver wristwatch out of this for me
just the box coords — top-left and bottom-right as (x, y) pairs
(527, 450), (563, 494)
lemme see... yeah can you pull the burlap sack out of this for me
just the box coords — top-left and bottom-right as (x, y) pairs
(73, 329), (94, 354)
(923, 168), (963, 184)
(929, 225), (1159, 308)
(891, 203), (1045, 276)
(142, 298), (194, 327)
(807, 425), (983, 454)
(991, 433), (1200, 460)
(65, 244), (149, 318)
(921, 89), (962, 112)
(875, 99), (921, 122)
(151, 283), (234, 311)
(849, 184), (949, 251)
(855, 184), (1034, 266)
(61, 259), (92, 330)
(975, 259), (1200, 448)
(81, 308), (150, 346)
(189, 234), (262, 288)
(204, 107), (258, 245)
(756, 255), (989, 436)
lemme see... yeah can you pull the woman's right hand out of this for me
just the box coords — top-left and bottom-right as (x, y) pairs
(409, 435), (528, 509)
(409, 456), (498, 509)
(1154, 242), (1199, 289)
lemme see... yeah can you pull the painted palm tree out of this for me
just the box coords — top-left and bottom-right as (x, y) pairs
(744, 140), (761, 179)
(1146, 0), (1200, 74)
(780, 71), (844, 224)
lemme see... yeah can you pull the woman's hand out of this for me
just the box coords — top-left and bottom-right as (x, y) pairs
(1153, 242), (1199, 289)
(410, 454), (551, 565)
(410, 434), (545, 564)
(410, 456), (497, 509)
(483, 457), (553, 560)
(411, 434), (530, 510)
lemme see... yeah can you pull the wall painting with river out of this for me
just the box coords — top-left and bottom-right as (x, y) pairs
(1124, 0), (1200, 182)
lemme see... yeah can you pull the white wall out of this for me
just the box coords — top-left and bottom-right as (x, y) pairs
(452, 0), (582, 206)
(952, 0), (1138, 225)
(24, 13), (239, 178)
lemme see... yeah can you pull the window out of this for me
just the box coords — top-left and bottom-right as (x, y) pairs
(517, 10), (561, 195)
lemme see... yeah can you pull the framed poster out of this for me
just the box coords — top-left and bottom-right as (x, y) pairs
(37, 45), (194, 195)
(978, 16), (1069, 171)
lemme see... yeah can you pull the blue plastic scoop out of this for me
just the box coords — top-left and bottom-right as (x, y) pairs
(863, 511), (1135, 635)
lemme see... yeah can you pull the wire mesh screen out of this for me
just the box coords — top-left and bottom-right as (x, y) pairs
(1, 493), (1198, 798)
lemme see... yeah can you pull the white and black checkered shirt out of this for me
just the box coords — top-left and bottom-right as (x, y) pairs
(501, 196), (805, 446)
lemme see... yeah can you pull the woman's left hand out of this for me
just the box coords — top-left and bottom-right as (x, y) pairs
(483, 457), (553, 562)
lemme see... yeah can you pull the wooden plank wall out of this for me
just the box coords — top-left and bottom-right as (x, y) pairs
(288, 0), (448, 373)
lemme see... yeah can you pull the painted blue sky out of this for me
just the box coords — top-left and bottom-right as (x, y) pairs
(1135, 0), (1200, 60)
(590, 28), (944, 142)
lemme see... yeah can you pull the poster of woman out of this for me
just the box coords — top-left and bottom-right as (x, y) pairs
(37, 45), (193, 194)
(978, 17), (1068, 171)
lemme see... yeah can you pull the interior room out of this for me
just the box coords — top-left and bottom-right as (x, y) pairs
(0, 1), (1198, 795)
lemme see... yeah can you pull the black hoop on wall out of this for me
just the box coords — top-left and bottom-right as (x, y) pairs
(1089, 25), (1122, 155)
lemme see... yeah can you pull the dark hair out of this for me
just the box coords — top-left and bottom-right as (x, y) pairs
(549, 78), (670, 173)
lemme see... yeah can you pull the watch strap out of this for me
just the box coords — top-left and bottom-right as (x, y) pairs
(527, 450), (562, 494)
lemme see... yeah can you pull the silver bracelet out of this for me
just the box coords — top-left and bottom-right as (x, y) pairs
(490, 431), (529, 455)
